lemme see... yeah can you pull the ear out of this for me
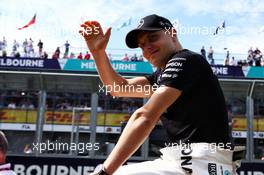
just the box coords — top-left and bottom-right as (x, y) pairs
(171, 28), (177, 43)
(172, 28), (177, 36)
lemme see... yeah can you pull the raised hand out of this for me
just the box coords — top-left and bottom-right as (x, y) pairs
(79, 21), (111, 54)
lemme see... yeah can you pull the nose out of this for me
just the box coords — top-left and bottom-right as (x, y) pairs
(143, 42), (155, 54)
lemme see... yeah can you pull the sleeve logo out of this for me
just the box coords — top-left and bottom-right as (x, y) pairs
(208, 163), (217, 175)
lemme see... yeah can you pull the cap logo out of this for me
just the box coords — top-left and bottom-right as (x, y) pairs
(165, 22), (172, 27)
(159, 21), (165, 26)
(137, 19), (144, 29)
(160, 21), (172, 28)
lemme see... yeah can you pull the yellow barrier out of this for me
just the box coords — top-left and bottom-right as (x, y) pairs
(0, 109), (263, 130)
(0, 109), (130, 126)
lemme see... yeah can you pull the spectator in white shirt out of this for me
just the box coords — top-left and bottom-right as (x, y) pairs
(229, 57), (237, 66)
(7, 102), (16, 109)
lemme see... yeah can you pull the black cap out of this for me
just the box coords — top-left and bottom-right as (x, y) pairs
(126, 14), (173, 48)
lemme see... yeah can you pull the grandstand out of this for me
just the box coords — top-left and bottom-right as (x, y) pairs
(0, 56), (264, 174)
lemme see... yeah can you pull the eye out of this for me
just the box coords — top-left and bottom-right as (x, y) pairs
(138, 43), (145, 49)
(148, 34), (159, 43)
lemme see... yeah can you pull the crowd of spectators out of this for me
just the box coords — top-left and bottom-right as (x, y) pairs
(0, 91), (36, 109)
(0, 37), (143, 62)
(1, 37), (263, 66)
(121, 53), (144, 62)
(0, 90), (142, 113)
(247, 47), (263, 66)
(1, 89), (263, 117)
(201, 46), (264, 67)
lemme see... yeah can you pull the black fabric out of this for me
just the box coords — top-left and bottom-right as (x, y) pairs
(145, 49), (230, 144)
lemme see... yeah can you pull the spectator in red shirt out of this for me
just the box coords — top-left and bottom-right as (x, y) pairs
(69, 52), (75, 59)
(122, 53), (129, 61)
(77, 52), (83, 59)
(52, 47), (60, 59)
(84, 51), (91, 60)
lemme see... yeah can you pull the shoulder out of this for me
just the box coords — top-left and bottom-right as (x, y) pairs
(165, 50), (212, 78)
(167, 49), (206, 67)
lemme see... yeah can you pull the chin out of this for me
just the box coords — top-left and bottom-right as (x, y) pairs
(152, 61), (161, 68)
